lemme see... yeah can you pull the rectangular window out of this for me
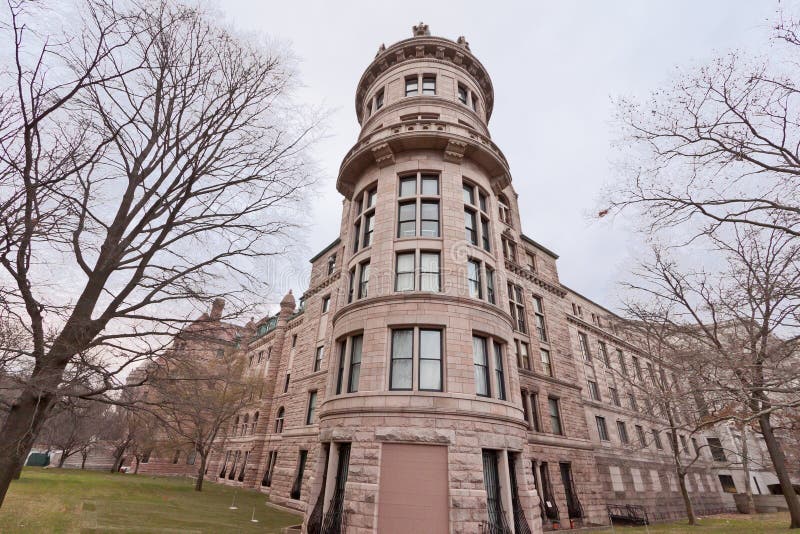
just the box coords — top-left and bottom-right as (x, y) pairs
(358, 261), (370, 299)
(652, 429), (663, 449)
(596, 416), (609, 441)
(420, 201), (439, 237)
(680, 435), (689, 454)
(290, 450), (308, 500)
(375, 89), (384, 110)
(493, 341), (506, 401)
(533, 296), (547, 342)
(390, 329), (413, 390)
(473, 335), (490, 397)
(458, 84), (468, 105)
(501, 236), (516, 262)
(598, 341), (609, 365)
(632, 356), (643, 381)
(718, 474), (737, 493)
(419, 329), (442, 391)
(314, 346), (324, 372)
(617, 349), (628, 376)
(420, 252), (440, 292)
(463, 183), (475, 205)
(405, 76), (418, 96)
(398, 202), (416, 237)
(362, 212), (375, 247)
(708, 437), (727, 461)
(531, 393), (541, 432)
(609, 387), (620, 407)
(464, 209), (477, 245)
(517, 340), (530, 370)
(347, 335), (363, 393)
(467, 259), (482, 299)
(306, 391), (317, 425)
(578, 332), (591, 361)
(636, 425), (647, 448)
(540, 348), (553, 377)
(617, 421), (630, 444)
(399, 176), (417, 197)
(508, 283), (526, 333)
(548, 398), (563, 435)
(421, 174), (439, 195)
(395, 252), (415, 291)
(521, 390), (529, 423)
(481, 218), (491, 251)
(526, 253), (536, 272)
(353, 220), (360, 253)
(336, 342), (346, 394)
(261, 451), (277, 487)
(322, 296), (330, 313)
(588, 380), (601, 401)
(628, 392), (638, 412)
(486, 267), (495, 304)
(422, 75), (436, 95)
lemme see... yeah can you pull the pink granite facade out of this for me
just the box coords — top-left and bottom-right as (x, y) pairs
(136, 23), (735, 533)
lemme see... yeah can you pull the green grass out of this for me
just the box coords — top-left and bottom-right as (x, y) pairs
(596, 512), (792, 533)
(0, 468), (302, 533)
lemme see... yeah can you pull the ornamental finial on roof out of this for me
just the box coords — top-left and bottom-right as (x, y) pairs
(457, 35), (470, 50)
(376, 43), (386, 57)
(413, 22), (430, 37)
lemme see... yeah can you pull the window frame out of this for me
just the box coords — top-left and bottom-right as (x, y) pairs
(305, 390), (318, 425)
(596, 416), (610, 441)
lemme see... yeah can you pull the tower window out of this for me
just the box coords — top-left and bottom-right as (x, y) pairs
(540, 348), (553, 377)
(347, 334), (363, 393)
(397, 173), (440, 238)
(375, 88), (384, 110)
(395, 252), (415, 291)
(422, 75), (436, 95)
(405, 76), (418, 96)
(508, 283), (526, 333)
(458, 83), (468, 105)
(467, 259), (482, 299)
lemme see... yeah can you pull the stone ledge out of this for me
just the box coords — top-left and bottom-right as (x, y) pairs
(374, 426), (455, 444)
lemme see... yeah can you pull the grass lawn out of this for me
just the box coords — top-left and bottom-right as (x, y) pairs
(0, 468), (302, 533)
(595, 512), (792, 533)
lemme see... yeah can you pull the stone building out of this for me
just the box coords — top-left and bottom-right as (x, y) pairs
(134, 23), (762, 533)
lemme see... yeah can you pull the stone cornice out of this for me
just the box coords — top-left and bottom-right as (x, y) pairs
(319, 404), (526, 428)
(331, 291), (515, 330)
(338, 119), (510, 198)
(301, 270), (342, 300)
(355, 36), (494, 124)
(518, 368), (581, 391)
(527, 433), (595, 451)
(505, 259), (567, 298)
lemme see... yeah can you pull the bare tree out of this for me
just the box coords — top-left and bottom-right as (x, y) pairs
(610, 309), (724, 525)
(622, 226), (800, 527)
(143, 337), (254, 491)
(39, 398), (104, 468)
(0, 0), (315, 506)
(606, 11), (800, 240)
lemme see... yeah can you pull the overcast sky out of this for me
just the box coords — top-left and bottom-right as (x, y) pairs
(219, 0), (782, 312)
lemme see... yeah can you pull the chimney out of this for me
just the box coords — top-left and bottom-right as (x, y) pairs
(210, 298), (225, 320)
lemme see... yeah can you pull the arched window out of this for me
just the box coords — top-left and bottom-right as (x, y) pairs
(242, 414), (249, 436)
(275, 407), (285, 433)
(252, 412), (259, 433)
(498, 194), (511, 225)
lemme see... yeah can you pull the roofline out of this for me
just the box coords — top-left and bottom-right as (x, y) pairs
(309, 238), (341, 263)
(520, 234), (559, 259)
(561, 283), (621, 320)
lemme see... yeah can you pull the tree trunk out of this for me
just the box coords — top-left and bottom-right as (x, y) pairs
(758, 413), (800, 528)
(134, 457), (141, 474)
(110, 454), (124, 473)
(195, 455), (206, 491)
(57, 451), (69, 468)
(81, 452), (88, 470)
(677, 471), (696, 526)
(740, 424), (755, 514)
(0, 373), (60, 507)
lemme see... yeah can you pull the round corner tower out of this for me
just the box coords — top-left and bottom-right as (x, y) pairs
(309, 22), (541, 534)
